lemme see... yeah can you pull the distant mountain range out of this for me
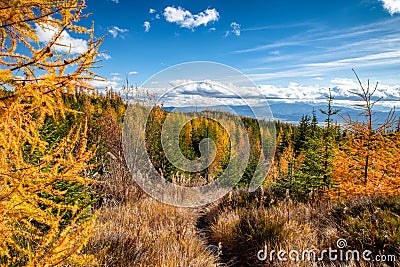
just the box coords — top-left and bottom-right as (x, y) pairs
(163, 101), (399, 125)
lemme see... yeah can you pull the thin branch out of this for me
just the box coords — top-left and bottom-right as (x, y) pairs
(10, 24), (68, 72)
(0, 8), (61, 29)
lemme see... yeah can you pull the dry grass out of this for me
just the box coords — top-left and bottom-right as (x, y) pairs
(209, 202), (319, 266)
(93, 155), (143, 207)
(206, 189), (400, 267)
(85, 153), (217, 266)
(86, 198), (216, 266)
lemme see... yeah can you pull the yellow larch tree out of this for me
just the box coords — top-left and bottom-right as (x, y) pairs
(331, 71), (399, 198)
(0, 0), (103, 265)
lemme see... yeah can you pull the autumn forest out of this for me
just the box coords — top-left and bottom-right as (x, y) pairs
(0, 1), (399, 266)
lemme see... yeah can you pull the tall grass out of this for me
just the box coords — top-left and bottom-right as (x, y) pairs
(86, 198), (216, 266)
(85, 155), (217, 266)
(206, 189), (400, 266)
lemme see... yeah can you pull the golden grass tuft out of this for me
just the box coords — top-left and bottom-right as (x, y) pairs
(86, 197), (216, 266)
(210, 202), (319, 266)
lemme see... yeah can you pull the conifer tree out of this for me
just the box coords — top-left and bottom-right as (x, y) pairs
(294, 115), (311, 155)
(319, 88), (339, 185)
(0, 1), (102, 265)
(331, 71), (399, 198)
(343, 70), (395, 184)
(293, 115), (328, 200)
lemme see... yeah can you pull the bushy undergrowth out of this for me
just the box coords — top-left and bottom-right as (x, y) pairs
(332, 197), (400, 258)
(205, 190), (400, 266)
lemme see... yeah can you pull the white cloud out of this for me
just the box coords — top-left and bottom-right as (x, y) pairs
(111, 76), (123, 82)
(330, 78), (358, 90)
(35, 23), (88, 54)
(235, 17), (400, 54)
(144, 21), (151, 32)
(144, 78), (400, 113)
(99, 53), (111, 60)
(380, 0), (400, 15)
(209, 27), (216, 32)
(236, 40), (306, 53)
(243, 39), (400, 81)
(259, 83), (326, 100)
(229, 19), (400, 87)
(150, 79), (253, 107)
(148, 7), (160, 19)
(230, 22), (241, 36)
(108, 26), (128, 38)
(110, 0), (119, 3)
(302, 51), (400, 71)
(89, 79), (119, 89)
(163, 6), (219, 30)
(258, 78), (400, 101)
(89, 73), (140, 90)
(225, 22), (241, 37)
(330, 77), (400, 99)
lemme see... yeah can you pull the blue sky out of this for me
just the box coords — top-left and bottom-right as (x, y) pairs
(44, 0), (399, 110)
